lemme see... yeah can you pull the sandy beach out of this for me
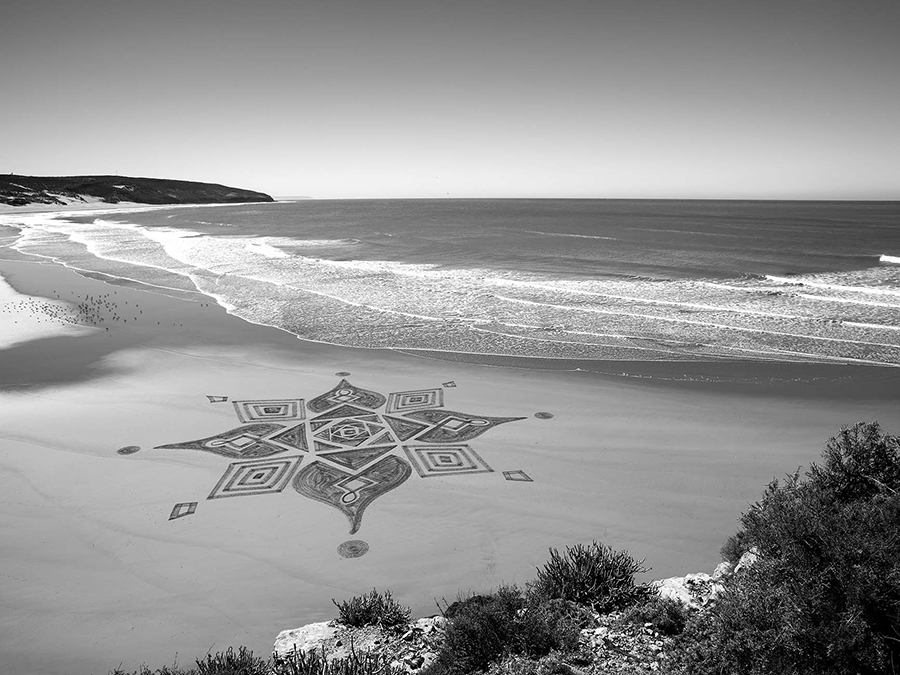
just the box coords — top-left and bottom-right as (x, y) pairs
(2, 254), (900, 675)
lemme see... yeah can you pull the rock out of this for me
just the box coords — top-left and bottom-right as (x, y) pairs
(735, 547), (759, 574)
(406, 655), (425, 669)
(273, 621), (337, 657)
(712, 561), (734, 579)
(652, 573), (716, 609)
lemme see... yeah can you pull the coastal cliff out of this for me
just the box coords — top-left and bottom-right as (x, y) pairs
(0, 174), (274, 207)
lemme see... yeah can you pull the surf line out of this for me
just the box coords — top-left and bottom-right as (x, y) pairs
(493, 295), (900, 353)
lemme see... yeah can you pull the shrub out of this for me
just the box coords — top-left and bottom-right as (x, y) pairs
(427, 585), (590, 675)
(667, 422), (900, 675)
(332, 588), (410, 628)
(718, 530), (749, 565)
(621, 595), (691, 636)
(196, 647), (269, 675)
(110, 648), (269, 675)
(274, 646), (405, 675)
(531, 541), (649, 612)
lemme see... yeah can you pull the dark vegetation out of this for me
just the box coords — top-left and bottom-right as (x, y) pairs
(333, 588), (411, 628)
(667, 421), (900, 675)
(110, 422), (900, 675)
(0, 174), (273, 206)
(531, 541), (649, 612)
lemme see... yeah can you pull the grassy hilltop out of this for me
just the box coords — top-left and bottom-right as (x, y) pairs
(0, 174), (274, 207)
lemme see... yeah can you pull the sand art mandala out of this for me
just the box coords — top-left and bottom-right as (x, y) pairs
(153, 379), (532, 551)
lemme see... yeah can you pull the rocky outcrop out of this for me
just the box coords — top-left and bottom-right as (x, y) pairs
(651, 548), (758, 610)
(273, 616), (447, 673)
(0, 174), (274, 207)
(273, 553), (761, 673)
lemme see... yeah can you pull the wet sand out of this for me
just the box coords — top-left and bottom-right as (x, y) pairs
(2, 257), (900, 675)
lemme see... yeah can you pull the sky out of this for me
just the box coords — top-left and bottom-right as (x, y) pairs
(1, 0), (899, 199)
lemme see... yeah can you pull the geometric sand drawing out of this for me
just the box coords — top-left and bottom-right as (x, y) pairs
(208, 456), (303, 500)
(154, 378), (525, 547)
(169, 501), (198, 520)
(337, 539), (369, 558)
(403, 444), (493, 478)
(534, 412), (554, 419)
(155, 423), (288, 459)
(293, 456), (411, 534)
(382, 415), (430, 441)
(268, 424), (310, 452)
(117, 445), (141, 455)
(312, 417), (391, 448)
(318, 445), (396, 471)
(233, 399), (305, 423)
(385, 388), (444, 414)
(402, 409), (526, 443)
(307, 379), (386, 414)
(206, 395), (228, 403)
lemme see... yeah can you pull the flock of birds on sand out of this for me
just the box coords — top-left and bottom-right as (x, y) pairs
(1, 289), (206, 331)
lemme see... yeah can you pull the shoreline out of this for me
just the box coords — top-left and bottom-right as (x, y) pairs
(3, 256), (900, 675)
(4, 253), (899, 399)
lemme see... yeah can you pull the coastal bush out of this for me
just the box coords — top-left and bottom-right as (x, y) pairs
(718, 530), (749, 565)
(667, 422), (900, 675)
(621, 595), (690, 636)
(531, 541), (649, 612)
(332, 588), (410, 628)
(274, 646), (405, 675)
(109, 647), (269, 675)
(427, 585), (590, 675)
(196, 647), (269, 675)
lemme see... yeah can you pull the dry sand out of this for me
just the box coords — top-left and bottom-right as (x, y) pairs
(2, 257), (900, 675)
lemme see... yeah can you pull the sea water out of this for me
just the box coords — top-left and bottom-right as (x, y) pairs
(3, 199), (900, 365)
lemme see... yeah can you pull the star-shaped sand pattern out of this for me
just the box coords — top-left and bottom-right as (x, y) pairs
(153, 380), (527, 547)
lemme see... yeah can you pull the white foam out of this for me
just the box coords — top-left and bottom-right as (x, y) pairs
(765, 274), (900, 298)
(521, 230), (618, 241)
(245, 239), (289, 258)
(880, 254), (900, 264)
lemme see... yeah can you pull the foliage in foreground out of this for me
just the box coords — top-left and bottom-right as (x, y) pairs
(275, 646), (405, 675)
(110, 646), (268, 675)
(426, 585), (593, 675)
(332, 588), (411, 628)
(667, 421), (900, 675)
(532, 541), (650, 612)
(621, 595), (691, 636)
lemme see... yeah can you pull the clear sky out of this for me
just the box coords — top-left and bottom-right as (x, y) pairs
(2, 0), (898, 199)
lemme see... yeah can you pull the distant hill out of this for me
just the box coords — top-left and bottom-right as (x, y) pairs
(0, 174), (274, 207)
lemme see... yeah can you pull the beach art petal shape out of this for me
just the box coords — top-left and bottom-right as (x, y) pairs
(154, 423), (287, 459)
(401, 409), (526, 443)
(307, 379), (386, 413)
(292, 455), (411, 534)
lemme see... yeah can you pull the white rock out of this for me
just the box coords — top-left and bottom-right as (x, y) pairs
(652, 573), (715, 610)
(712, 561), (734, 580)
(734, 547), (759, 574)
(273, 621), (337, 658)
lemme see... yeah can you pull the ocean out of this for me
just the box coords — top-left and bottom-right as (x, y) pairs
(3, 199), (900, 366)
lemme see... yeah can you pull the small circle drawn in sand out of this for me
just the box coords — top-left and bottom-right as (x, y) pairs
(338, 539), (369, 558)
(534, 412), (554, 420)
(117, 445), (141, 455)
(335, 371), (351, 377)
